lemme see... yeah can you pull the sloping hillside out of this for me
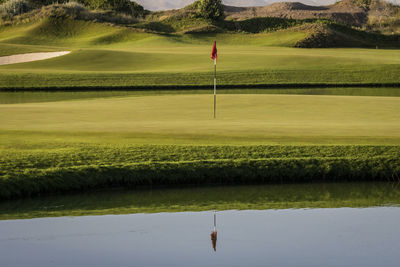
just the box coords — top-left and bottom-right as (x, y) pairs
(1, 0), (400, 48)
(225, 1), (367, 26)
(135, 0), (337, 11)
(224, 0), (400, 32)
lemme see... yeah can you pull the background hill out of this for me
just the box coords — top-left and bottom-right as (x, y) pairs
(134, 0), (400, 11)
(0, 0), (399, 48)
(135, 0), (338, 11)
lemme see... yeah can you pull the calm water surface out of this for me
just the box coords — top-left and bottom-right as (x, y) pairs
(1, 183), (400, 267)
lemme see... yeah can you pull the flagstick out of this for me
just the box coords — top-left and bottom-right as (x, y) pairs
(214, 59), (217, 119)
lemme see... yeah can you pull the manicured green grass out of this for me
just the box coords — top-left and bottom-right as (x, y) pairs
(1, 18), (400, 88)
(1, 47), (400, 88)
(3, 46), (400, 73)
(1, 94), (399, 144)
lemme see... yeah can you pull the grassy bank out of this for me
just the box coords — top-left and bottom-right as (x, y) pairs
(0, 145), (399, 199)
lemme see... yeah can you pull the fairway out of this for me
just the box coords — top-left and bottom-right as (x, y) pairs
(1, 94), (400, 145)
(2, 45), (400, 88)
(2, 18), (400, 88)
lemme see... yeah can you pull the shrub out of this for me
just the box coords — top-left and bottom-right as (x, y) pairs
(354, 0), (372, 8)
(108, 0), (145, 17)
(191, 0), (224, 20)
(3, 0), (146, 18)
(29, 0), (69, 8)
(80, 0), (146, 17)
(64, 1), (86, 11)
(0, 0), (31, 19)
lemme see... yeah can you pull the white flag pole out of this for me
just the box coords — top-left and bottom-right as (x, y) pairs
(214, 58), (217, 119)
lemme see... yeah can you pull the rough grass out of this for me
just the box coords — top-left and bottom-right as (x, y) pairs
(0, 144), (399, 199)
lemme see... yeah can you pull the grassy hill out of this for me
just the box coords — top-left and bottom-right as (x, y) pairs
(1, 6), (400, 89)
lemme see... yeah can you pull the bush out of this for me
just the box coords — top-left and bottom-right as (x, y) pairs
(28, 0), (69, 8)
(64, 1), (86, 11)
(354, 0), (372, 8)
(191, 0), (224, 20)
(0, 0), (31, 19)
(2, 0), (146, 18)
(108, 0), (144, 17)
(79, 0), (146, 17)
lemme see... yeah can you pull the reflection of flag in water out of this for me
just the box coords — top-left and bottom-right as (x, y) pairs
(210, 211), (217, 251)
(211, 231), (217, 251)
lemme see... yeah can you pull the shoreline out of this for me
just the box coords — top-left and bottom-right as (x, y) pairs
(1, 145), (399, 200)
(2, 83), (400, 92)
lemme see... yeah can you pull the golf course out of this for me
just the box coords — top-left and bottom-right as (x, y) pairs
(1, 0), (400, 199)
(1, 13), (400, 89)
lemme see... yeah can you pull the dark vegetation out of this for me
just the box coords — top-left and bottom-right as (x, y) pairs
(0, 0), (147, 26)
(0, 145), (399, 199)
(295, 21), (400, 48)
(1, 182), (399, 219)
(190, 0), (224, 20)
(3, 68), (400, 90)
(0, 0), (147, 17)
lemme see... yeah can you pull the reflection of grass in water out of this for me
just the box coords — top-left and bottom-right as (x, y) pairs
(1, 182), (400, 220)
(1, 87), (400, 104)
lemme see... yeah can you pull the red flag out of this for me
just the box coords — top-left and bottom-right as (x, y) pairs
(211, 41), (217, 61)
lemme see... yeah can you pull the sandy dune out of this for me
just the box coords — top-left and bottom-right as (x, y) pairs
(0, 51), (70, 66)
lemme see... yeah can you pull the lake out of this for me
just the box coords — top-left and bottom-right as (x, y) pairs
(1, 183), (400, 267)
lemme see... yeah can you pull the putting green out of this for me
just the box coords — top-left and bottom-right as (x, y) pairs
(1, 94), (399, 145)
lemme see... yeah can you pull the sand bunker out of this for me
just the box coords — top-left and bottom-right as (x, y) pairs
(0, 51), (71, 65)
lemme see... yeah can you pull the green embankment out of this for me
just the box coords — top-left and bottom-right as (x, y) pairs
(1, 144), (399, 200)
(0, 93), (399, 199)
